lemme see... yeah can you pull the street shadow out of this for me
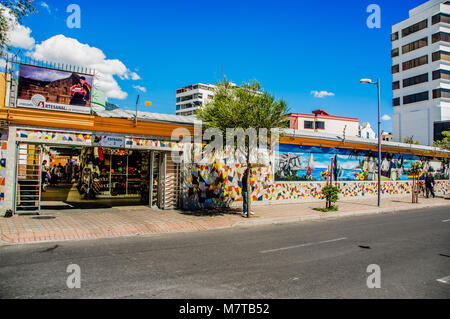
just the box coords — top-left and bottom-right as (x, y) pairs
(180, 207), (242, 217)
(41, 200), (145, 211)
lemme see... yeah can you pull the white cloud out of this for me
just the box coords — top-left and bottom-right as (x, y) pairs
(30, 35), (140, 100)
(130, 72), (141, 80)
(0, 4), (36, 49)
(133, 85), (147, 93)
(0, 59), (5, 70)
(382, 114), (392, 121)
(40, 2), (51, 14)
(311, 90), (335, 98)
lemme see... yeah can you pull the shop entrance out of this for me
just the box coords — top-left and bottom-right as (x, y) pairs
(14, 143), (180, 214)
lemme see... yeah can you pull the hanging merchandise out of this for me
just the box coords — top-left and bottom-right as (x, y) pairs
(98, 147), (104, 162)
(92, 178), (102, 194)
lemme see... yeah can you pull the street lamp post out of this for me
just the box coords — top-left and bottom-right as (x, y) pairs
(360, 78), (382, 208)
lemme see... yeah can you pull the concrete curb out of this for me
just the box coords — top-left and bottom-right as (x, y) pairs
(232, 202), (450, 228)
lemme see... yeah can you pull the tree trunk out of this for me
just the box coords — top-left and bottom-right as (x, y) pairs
(246, 162), (252, 218)
(416, 179), (420, 203)
(412, 177), (419, 204)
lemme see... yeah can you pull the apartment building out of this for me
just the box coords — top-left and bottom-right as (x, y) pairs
(175, 83), (216, 116)
(392, 0), (450, 146)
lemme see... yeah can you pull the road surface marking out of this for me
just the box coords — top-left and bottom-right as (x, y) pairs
(442, 219), (450, 223)
(437, 276), (450, 284)
(261, 237), (348, 254)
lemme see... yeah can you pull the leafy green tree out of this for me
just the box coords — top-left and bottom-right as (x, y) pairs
(410, 161), (423, 204)
(402, 136), (420, 145)
(321, 184), (340, 210)
(0, 0), (37, 54)
(196, 80), (290, 217)
(434, 131), (450, 150)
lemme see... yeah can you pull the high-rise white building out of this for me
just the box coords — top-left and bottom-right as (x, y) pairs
(175, 83), (216, 116)
(392, 0), (450, 146)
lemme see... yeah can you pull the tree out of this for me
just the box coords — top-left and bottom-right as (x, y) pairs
(321, 184), (340, 211)
(410, 161), (423, 204)
(402, 136), (420, 145)
(0, 0), (37, 54)
(196, 80), (290, 217)
(434, 131), (450, 150)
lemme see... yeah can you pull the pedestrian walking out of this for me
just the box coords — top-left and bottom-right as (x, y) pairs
(41, 160), (49, 192)
(66, 162), (74, 183)
(425, 172), (436, 199)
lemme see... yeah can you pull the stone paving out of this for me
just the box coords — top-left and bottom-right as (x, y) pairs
(1, 196), (449, 244)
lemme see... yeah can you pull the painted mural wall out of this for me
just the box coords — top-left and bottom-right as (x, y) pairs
(183, 144), (450, 209)
(276, 144), (449, 182)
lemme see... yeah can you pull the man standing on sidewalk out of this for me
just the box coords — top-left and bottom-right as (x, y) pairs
(241, 165), (254, 217)
(425, 172), (436, 199)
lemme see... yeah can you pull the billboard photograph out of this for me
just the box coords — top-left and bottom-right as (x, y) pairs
(16, 64), (93, 114)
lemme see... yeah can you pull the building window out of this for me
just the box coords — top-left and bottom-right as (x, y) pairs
(315, 121), (325, 130)
(391, 48), (399, 57)
(393, 97), (400, 106)
(402, 19), (428, 38)
(402, 37), (428, 54)
(432, 32), (450, 44)
(180, 95), (194, 102)
(391, 32), (399, 42)
(403, 73), (428, 88)
(392, 64), (400, 74)
(392, 81), (400, 90)
(304, 121), (314, 129)
(403, 91), (429, 105)
(433, 88), (450, 99)
(432, 50), (450, 62)
(432, 13), (450, 25)
(402, 55), (428, 71)
(432, 69), (450, 80)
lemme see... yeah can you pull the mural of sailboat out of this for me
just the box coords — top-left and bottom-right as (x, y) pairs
(307, 153), (315, 171)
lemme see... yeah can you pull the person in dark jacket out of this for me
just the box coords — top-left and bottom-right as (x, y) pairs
(425, 172), (436, 199)
(241, 165), (254, 217)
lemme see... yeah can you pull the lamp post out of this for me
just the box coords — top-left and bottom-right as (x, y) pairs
(360, 78), (381, 208)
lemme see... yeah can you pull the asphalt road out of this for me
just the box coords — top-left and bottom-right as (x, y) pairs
(0, 206), (449, 299)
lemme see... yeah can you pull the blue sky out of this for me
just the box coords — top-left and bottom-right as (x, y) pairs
(8, 0), (429, 132)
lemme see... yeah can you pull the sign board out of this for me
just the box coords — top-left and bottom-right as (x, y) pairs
(17, 64), (93, 114)
(93, 135), (125, 148)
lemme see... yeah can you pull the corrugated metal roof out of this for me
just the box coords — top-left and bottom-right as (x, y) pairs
(94, 108), (201, 125)
(90, 110), (449, 154)
(283, 129), (450, 154)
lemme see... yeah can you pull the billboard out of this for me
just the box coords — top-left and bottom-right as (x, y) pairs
(17, 64), (93, 114)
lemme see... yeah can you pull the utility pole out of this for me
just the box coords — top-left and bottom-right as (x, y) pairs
(135, 94), (140, 127)
(360, 78), (382, 207)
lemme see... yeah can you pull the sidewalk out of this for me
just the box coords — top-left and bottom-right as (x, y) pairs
(1, 196), (449, 245)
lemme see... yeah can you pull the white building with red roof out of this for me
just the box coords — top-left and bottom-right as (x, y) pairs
(287, 110), (362, 138)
